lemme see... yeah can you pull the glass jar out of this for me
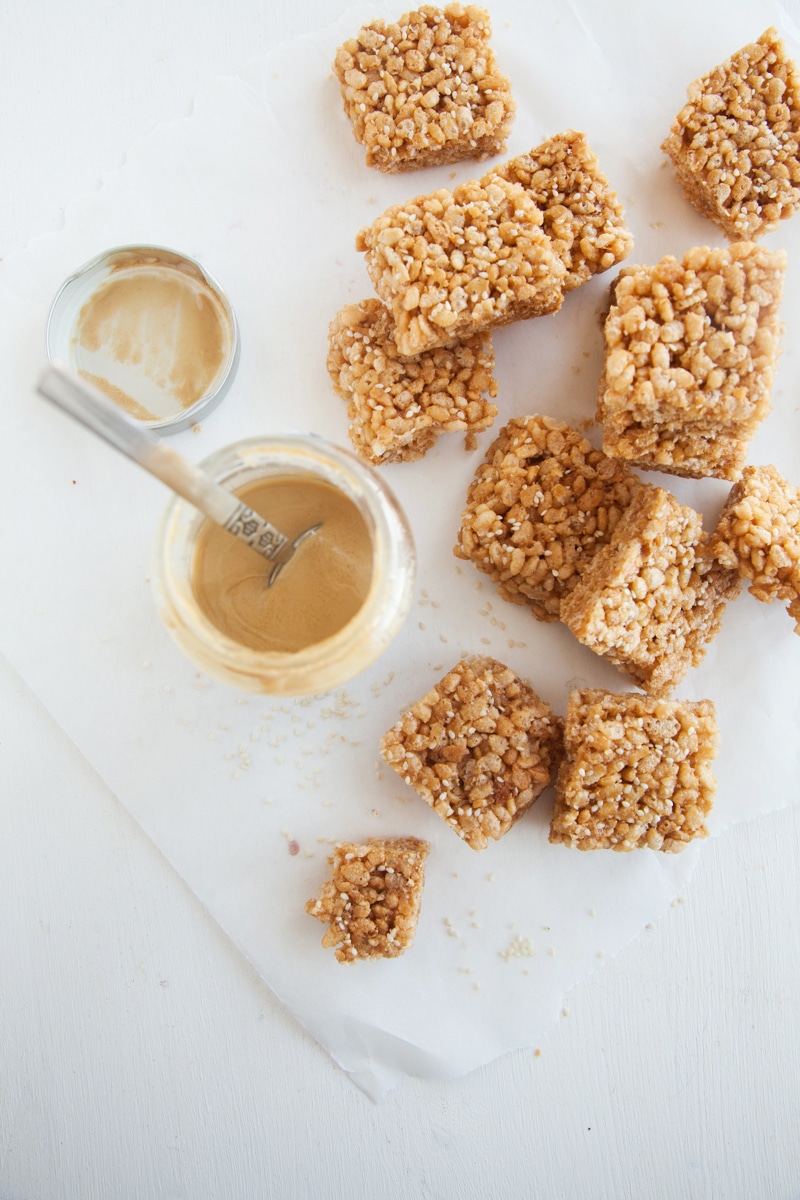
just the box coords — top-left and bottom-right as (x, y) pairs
(152, 434), (416, 695)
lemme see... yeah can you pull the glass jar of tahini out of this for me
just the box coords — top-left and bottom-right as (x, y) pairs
(151, 434), (416, 696)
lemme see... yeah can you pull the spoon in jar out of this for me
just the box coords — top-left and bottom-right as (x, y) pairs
(37, 363), (320, 586)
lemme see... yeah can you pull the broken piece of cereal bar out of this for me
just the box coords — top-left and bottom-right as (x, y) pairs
(598, 242), (786, 480)
(306, 837), (428, 962)
(380, 656), (563, 851)
(561, 486), (740, 696)
(662, 28), (800, 240)
(494, 130), (633, 290)
(549, 689), (718, 852)
(326, 299), (498, 464)
(356, 176), (565, 356)
(454, 415), (644, 621)
(333, 4), (515, 173)
(710, 464), (800, 633)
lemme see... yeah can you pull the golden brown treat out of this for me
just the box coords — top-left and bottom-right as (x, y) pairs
(326, 299), (498, 464)
(549, 689), (718, 852)
(598, 243), (786, 480)
(380, 656), (563, 851)
(561, 486), (741, 696)
(710, 464), (800, 633)
(662, 28), (800, 240)
(355, 175), (566, 356)
(333, 4), (515, 173)
(454, 416), (644, 621)
(306, 837), (428, 962)
(493, 131), (633, 290)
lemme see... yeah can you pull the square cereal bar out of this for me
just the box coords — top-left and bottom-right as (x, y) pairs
(494, 130), (633, 290)
(306, 837), (428, 962)
(333, 4), (515, 173)
(561, 486), (740, 696)
(355, 176), (566, 356)
(326, 299), (498, 463)
(598, 243), (786, 480)
(380, 656), (563, 851)
(549, 689), (718, 852)
(454, 415), (644, 621)
(662, 28), (800, 240)
(710, 463), (800, 633)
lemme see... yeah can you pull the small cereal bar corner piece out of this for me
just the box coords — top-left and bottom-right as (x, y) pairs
(549, 689), (719, 852)
(379, 656), (563, 851)
(561, 486), (741, 696)
(710, 464), (800, 633)
(494, 130), (633, 290)
(306, 837), (428, 962)
(326, 299), (498, 464)
(598, 242), (786, 480)
(454, 415), (643, 621)
(662, 28), (800, 240)
(355, 176), (566, 356)
(332, 4), (515, 173)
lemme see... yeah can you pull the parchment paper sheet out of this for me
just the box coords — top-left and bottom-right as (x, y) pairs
(1, 0), (798, 1099)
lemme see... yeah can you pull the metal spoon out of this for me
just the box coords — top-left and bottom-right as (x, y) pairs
(37, 363), (319, 586)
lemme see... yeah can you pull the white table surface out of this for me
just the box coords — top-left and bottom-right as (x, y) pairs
(1, 2), (798, 1196)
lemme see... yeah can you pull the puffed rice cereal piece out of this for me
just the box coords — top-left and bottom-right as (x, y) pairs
(710, 463), (800, 632)
(327, 299), (498, 463)
(561, 486), (741, 696)
(663, 28), (800, 240)
(333, 4), (515, 173)
(598, 242), (786, 480)
(306, 837), (428, 961)
(454, 415), (644, 621)
(380, 656), (563, 851)
(493, 130), (633, 290)
(549, 689), (718, 852)
(356, 175), (566, 355)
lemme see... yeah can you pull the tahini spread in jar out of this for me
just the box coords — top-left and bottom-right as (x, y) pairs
(191, 475), (373, 653)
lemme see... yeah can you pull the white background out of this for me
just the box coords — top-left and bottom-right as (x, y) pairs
(1, 2), (799, 1197)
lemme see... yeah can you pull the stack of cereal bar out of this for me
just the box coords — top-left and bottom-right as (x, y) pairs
(663, 28), (800, 240)
(561, 486), (740, 695)
(454, 415), (643, 621)
(380, 656), (563, 850)
(493, 130), (633, 291)
(550, 689), (719, 853)
(326, 299), (497, 463)
(598, 243), (786, 480)
(306, 838), (429, 961)
(333, 5), (516, 173)
(356, 174), (566, 356)
(711, 463), (800, 633)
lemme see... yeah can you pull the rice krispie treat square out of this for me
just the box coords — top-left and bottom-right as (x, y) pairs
(355, 175), (566, 356)
(549, 689), (718, 852)
(598, 243), (786, 480)
(326, 299), (498, 464)
(561, 486), (741, 696)
(662, 28), (800, 240)
(494, 130), (633, 290)
(454, 416), (644, 621)
(306, 837), (428, 962)
(333, 4), (515, 173)
(710, 464), (800, 633)
(380, 657), (563, 850)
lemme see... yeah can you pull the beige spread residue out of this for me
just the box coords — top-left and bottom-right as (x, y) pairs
(78, 370), (157, 421)
(75, 262), (230, 412)
(192, 476), (374, 654)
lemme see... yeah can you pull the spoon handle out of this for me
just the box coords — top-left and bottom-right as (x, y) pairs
(37, 363), (289, 560)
